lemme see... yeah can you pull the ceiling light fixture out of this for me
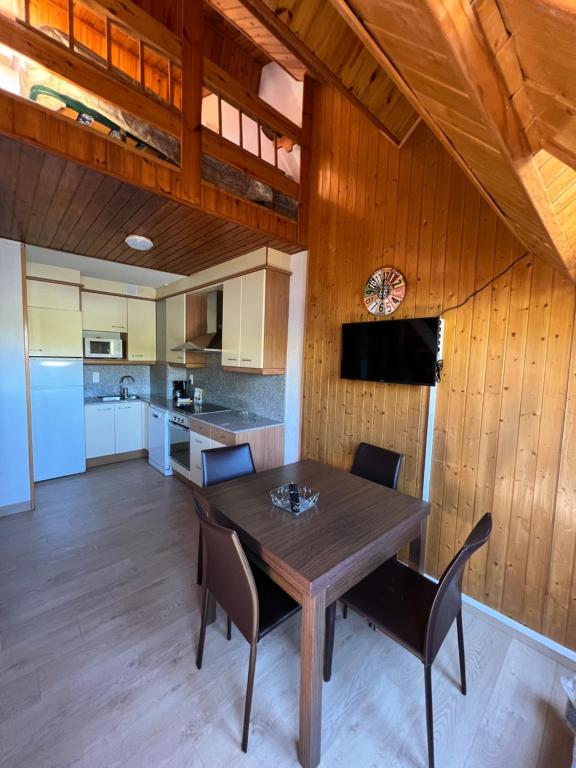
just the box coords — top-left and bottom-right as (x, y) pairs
(125, 234), (154, 251)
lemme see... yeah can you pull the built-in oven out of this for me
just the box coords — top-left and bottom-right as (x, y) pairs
(169, 412), (190, 475)
(84, 333), (123, 359)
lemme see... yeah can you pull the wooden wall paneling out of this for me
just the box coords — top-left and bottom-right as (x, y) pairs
(543, 297), (576, 644)
(458, 201), (497, 595)
(302, 82), (576, 645)
(483, 258), (534, 611)
(501, 258), (553, 621)
(522, 272), (576, 632)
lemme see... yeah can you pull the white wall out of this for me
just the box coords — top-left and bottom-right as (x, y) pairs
(0, 238), (32, 513)
(284, 250), (308, 464)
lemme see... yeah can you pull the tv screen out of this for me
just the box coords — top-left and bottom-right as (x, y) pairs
(341, 317), (441, 386)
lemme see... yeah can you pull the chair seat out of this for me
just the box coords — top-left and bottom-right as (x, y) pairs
(250, 563), (300, 640)
(341, 558), (437, 658)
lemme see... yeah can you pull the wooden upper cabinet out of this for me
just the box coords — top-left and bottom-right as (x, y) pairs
(165, 294), (186, 364)
(82, 293), (127, 332)
(127, 298), (156, 362)
(222, 269), (289, 375)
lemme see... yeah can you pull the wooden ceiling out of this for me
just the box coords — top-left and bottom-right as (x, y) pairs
(318, 0), (576, 281)
(0, 134), (300, 274)
(209, 0), (420, 146)
(495, 0), (576, 171)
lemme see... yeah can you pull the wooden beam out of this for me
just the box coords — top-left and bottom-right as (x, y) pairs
(202, 129), (298, 198)
(297, 74), (314, 245)
(181, 0), (203, 204)
(203, 58), (301, 144)
(0, 14), (181, 138)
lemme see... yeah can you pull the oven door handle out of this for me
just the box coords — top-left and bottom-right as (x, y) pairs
(169, 421), (190, 433)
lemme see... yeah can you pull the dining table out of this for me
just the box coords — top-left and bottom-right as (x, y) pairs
(199, 458), (430, 768)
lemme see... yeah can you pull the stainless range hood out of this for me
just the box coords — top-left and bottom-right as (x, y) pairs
(171, 290), (223, 352)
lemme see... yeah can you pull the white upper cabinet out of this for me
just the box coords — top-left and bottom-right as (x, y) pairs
(222, 276), (242, 366)
(82, 293), (127, 332)
(27, 281), (80, 311)
(127, 299), (156, 361)
(221, 270), (289, 373)
(165, 294), (186, 364)
(28, 307), (83, 357)
(238, 270), (265, 369)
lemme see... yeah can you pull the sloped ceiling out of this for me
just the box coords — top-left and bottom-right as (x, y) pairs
(318, 0), (576, 281)
(207, 0), (421, 146)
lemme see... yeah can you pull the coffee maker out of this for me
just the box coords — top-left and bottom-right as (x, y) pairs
(172, 380), (188, 400)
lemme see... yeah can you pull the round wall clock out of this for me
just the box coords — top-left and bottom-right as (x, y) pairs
(363, 266), (407, 316)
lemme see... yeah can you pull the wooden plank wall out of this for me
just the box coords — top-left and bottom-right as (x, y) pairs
(301, 81), (576, 648)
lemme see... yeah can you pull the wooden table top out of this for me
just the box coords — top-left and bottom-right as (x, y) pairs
(199, 459), (430, 597)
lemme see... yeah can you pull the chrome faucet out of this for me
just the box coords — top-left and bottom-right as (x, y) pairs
(119, 375), (135, 400)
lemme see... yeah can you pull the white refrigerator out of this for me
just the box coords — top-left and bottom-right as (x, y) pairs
(30, 358), (86, 481)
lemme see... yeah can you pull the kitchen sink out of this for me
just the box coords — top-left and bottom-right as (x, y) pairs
(97, 395), (140, 402)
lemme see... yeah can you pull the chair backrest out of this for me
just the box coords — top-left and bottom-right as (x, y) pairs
(350, 442), (403, 490)
(193, 493), (259, 644)
(424, 513), (492, 663)
(202, 443), (256, 487)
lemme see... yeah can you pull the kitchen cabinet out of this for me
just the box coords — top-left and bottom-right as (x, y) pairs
(82, 292), (127, 332)
(85, 401), (145, 459)
(165, 294), (186, 364)
(28, 307), (83, 357)
(114, 402), (143, 453)
(221, 269), (289, 374)
(127, 299), (156, 361)
(85, 404), (116, 458)
(27, 280), (80, 311)
(222, 276), (242, 366)
(189, 428), (227, 486)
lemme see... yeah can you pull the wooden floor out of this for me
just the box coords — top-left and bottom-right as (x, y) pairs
(0, 459), (573, 768)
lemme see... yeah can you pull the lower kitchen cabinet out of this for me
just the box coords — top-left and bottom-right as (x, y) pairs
(85, 401), (144, 460)
(189, 432), (225, 486)
(114, 402), (143, 453)
(85, 404), (116, 458)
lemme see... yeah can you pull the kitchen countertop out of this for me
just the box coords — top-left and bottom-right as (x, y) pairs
(191, 410), (284, 433)
(84, 395), (283, 433)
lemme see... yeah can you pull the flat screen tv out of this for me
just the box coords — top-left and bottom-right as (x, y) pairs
(341, 317), (441, 386)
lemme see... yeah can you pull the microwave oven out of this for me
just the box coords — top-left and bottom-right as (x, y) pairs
(84, 335), (123, 359)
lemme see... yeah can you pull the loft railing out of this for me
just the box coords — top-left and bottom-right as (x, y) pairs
(0, 0), (301, 208)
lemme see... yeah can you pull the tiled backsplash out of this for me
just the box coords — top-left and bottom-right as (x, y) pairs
(151, 358), (286, 421)
(83, 365), (151, 398)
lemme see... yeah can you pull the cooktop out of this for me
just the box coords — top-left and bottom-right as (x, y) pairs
(173, 401), (231, 415)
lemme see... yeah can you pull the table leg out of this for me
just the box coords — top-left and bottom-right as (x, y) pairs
(408, 516), (428, 574)
(298, 590), (325, 768)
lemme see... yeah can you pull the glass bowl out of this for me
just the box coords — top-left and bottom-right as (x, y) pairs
(270, 484), (319, 515)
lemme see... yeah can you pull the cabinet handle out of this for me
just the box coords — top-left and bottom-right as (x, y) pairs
(195, 464), (201, 470)
(194, 438), (203, 443)
(152, 413), (159, 419)
(112, 325), (124, 329)
(130, 354), (144, 358)
(98, 407), (112, 411)
(241, 358), (252, 362)
(30, 348), (43, 352)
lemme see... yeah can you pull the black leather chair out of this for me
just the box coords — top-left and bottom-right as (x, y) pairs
(351, 441), (403, 490)
(196, 443), (256, 586)
(323, 513), (492, 768)
(336, 442), (404, 623)
(194, 494), (300, 753)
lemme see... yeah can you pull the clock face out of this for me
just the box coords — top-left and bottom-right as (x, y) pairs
(363, 266), (407, 316)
